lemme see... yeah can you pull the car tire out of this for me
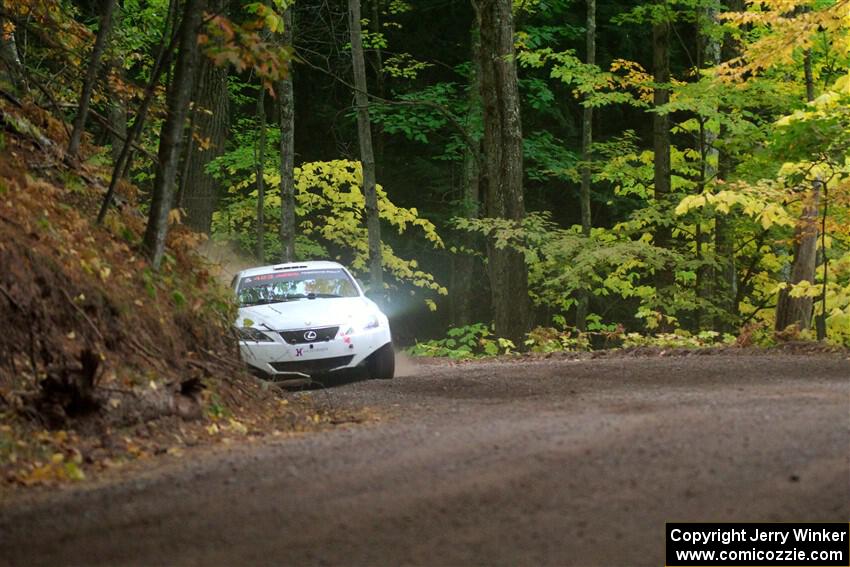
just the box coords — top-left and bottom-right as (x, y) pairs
(367, 343), (395, 380)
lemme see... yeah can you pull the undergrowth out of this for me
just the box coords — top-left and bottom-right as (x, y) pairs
(406, 321), (818, 361)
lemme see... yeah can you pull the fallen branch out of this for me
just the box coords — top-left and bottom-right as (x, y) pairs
(201, 348), (243, 371)
(128, 336), (167, 368)
(0, 212), (25, 231)
(0, 88), (23, 108)
(0, 284), (20, 310)
(59, 287), (105, 343)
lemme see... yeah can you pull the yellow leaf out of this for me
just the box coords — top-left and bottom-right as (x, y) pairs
(167, 208), (183, 226)
(228, 418), (248, 435)
(65, 462), (85, 481)
(23, 464), (56, 485)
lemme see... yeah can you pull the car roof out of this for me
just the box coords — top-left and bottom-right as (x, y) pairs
(235, 261), (348, 279)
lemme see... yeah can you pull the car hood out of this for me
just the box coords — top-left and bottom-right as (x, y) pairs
(237, 297), (377, 331)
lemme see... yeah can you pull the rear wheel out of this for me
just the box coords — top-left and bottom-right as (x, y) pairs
(367, 343), (395, 380)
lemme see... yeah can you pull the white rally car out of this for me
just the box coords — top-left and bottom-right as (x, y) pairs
(233, 261), (394, 380)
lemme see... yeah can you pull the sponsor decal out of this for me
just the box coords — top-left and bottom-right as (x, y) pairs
(295, 348), (303, 357)
(253, 271), (300, 281)
(252, 269), (345, 282)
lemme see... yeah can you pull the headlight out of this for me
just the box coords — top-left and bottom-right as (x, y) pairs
(237, 327), (274, 342)
(363, 314), (380, 330)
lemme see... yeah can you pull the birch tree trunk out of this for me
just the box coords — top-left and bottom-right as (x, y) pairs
(474, 0), (529, 344)
(278, 7), (296, 263)
(349, 0), (383, 289)
(142, 0), (205, 269)
(68, 0), (117, 158)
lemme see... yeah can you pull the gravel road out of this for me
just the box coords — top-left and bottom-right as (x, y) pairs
(1, 353), (848, 566)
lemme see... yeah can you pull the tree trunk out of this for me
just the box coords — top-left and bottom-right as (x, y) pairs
(774, 52), (819, 333)
(713, 0), (744, 328)
(255, 86), (267, 262)
(474, 0), (529, 344)
(105, 30), (127, 167)
(803, 49), (815, 104)
(714, 204), (737, 326)
(775, 185), (820, 332)
(97, 46), (174, 222)
(142, 0), (205, 269)
(278, 7), (296, 263)
(450, 27), (483, 327)
(68, 0), (117, 158)
(349, 0), (383, 289)
(369, 0), (385, 178)
(181, 0), (229, 234)
(696, 1), (721, 329)
(97, 0), (181, 223)
(176, 105), (196, 209)
(652, 6), (674, 303)
(451, 124), (481, 327)
(575, 0), (595, 331)
(99, 0), (126, 164)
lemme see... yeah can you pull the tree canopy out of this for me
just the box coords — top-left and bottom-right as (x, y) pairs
(2, 0), (849, 349)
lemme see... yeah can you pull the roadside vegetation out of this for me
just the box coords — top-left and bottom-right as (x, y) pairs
(0, 100), (369, 488)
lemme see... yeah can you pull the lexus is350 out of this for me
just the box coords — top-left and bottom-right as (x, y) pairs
(233, 261), (394, 380)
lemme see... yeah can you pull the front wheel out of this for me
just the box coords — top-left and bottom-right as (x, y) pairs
(367, 343), (395, 380)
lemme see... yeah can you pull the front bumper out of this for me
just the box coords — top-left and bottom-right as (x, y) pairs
(239, 325), (392, 378)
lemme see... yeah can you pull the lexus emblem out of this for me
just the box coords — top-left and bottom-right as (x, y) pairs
(304, 330), (318, 341)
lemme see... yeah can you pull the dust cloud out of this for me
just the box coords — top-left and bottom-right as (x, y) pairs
(394, 350), (418, 377)
(198, 240), (259, 286)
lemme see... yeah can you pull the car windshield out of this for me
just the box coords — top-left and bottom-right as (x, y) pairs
(236, 268), (359, 307)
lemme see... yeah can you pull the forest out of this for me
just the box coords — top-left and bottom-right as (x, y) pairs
(1, 0), (849, 355)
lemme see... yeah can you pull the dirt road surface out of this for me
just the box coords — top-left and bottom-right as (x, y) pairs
(1, 353), (848, 566)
